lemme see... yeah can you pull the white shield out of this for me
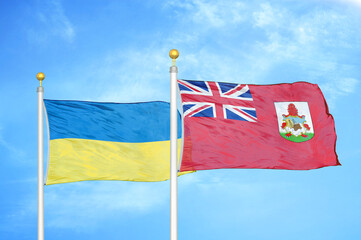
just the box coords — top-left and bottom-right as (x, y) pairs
(274, 102), (314, 142)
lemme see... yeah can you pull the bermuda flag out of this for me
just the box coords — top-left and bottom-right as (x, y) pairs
(177, 79), (340, 171)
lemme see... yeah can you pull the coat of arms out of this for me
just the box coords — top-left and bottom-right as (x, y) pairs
(274, 102), (314, 142)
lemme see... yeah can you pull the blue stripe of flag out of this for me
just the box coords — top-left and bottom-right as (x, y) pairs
(44, 99), (182, 143)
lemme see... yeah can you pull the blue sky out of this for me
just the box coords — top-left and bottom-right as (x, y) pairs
(1, 0), (361, 239)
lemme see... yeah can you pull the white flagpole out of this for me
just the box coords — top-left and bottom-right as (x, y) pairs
(169, 49), (179, 240)
(37, 72), (45, 240)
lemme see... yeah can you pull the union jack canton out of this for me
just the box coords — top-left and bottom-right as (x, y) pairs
(178, 79), (257, 122)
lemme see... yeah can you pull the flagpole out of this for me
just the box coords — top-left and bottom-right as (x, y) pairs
(37, 72), (45, 240)
(169, 49), (179, 240)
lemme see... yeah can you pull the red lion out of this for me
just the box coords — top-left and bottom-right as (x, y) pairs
(281, 104), (310, 138)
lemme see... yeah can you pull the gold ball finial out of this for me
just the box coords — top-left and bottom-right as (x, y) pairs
(169, 49), (179, 59)
(37, 72), (45, 86)
(169, 49), (179, 66)
(37, 72), (45, 81)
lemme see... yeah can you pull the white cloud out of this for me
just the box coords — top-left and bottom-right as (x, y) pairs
(90, 47), (173, 103)
(0, 127), (26, 161)
(248, 2), (361, 103)
(29, 0), (75, 43)
(331, 0), (361, 8)
(163, 1), (359, 86)
(4, 181), (169, 231)
(3, 173), (198, 231)
(338, 78), (358, 93)
(48, 1), (360, 110)
(253, 2), (284, 28)
(3, 172), (263, 232)
(41, 174), (201, 229)
(320, 77), (359, 107)
(165, 0), (246, 28)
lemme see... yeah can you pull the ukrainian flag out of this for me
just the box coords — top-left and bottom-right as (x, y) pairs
(44, 99), (184, 185)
